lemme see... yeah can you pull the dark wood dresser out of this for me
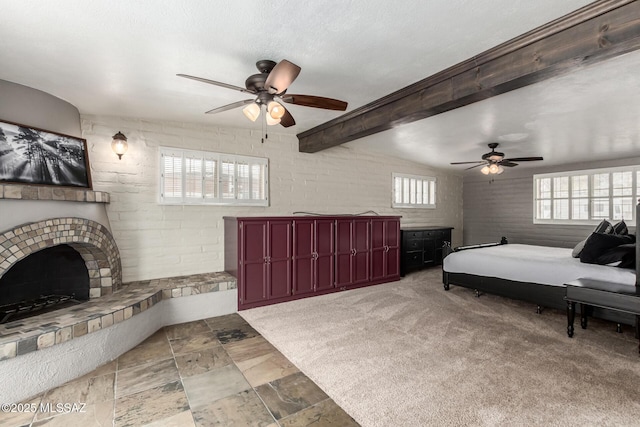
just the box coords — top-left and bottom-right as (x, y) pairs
(400, 226), (453, 276)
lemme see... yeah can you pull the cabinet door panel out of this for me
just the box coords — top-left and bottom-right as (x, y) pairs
(352, 219), (370, 285)
(335, 220), (352, 287)
(335, 253), (352, 287)
(240, 221), (267, 305)
(267, 220), (292, 299)
(353, 220), (370, 253)
(371, 220), (385, 248)
(371, 248), (385, 281)
(386, 247), (400, 277)
(269, 221), (292, 260)
(353, 219), (371, 284)
(336, 220), (352, 253)
(315, 220), (335, 255)
(243, 263), (267, 304)
(243, 222), (266, 262)
(315, 219), (335, 291)
(269, 259), (291, 298)
(386, 220), (400, 248)
(293, 220), (314, 295)
(316, 254), (335, 291)
(353, 252), (370, 284)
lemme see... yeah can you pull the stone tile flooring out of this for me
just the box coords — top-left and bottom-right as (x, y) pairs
(0, 314), (360, 427)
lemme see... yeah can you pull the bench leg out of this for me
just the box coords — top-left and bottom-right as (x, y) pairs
(580, 303), (588, 329)
(567, 301), (576, 338)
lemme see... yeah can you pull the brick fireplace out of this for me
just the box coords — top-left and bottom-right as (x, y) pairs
(0, 184), (121, 321)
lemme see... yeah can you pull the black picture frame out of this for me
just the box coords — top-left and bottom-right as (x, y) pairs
(0, 119), (92, 188)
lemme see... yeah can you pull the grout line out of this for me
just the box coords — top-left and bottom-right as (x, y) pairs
(163, 326), (199, 426)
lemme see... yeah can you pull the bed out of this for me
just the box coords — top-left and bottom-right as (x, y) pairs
(442, 206), (639, 326)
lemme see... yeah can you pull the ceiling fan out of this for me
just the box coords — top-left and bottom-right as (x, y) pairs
(451, 143), (543, 175)
(177, 59), (348, 128)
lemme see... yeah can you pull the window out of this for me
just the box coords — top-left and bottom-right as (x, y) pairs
(533, 166), (639, 225)
(392, 173), (436, 208)
(159, 147), (268, 206)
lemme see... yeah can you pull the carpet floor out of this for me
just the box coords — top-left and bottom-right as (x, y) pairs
(240, 268), (640, 427)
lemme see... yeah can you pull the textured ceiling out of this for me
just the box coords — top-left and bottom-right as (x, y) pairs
(3, 0), (632, 173)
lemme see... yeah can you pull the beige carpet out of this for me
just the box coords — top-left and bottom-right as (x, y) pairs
(240, 268), (640, 427)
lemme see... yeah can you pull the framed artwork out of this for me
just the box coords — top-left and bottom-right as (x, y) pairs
(0, 119), (91, 188)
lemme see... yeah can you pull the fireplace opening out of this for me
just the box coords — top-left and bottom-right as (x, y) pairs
(0, 244), (90, 323)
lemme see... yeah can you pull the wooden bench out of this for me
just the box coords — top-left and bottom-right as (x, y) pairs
(565, 278), (640, 353)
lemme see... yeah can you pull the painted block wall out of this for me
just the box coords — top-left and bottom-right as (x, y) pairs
(81, 115), (463, 282)
(463, 157), (640, 247)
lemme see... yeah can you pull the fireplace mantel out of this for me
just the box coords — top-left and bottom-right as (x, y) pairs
(0, 184), (109, 203)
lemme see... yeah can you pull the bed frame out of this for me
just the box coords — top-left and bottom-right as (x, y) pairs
(442, 204), (640, 326)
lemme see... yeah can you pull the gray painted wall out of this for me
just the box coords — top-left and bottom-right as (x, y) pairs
(463, 157), (640, 248)
(0, 79), (81, 137)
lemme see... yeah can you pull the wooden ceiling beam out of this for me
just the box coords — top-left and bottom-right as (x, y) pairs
(298, 0), (640, 153)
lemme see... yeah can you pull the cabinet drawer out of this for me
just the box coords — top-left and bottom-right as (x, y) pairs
(403, 230), (423, 239)
(404, 251), (423, 268)
(424, 230), (443, 239)
(403, 238), (423, 251)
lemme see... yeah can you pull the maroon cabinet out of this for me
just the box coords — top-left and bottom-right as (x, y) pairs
(371, 218), (400, 281)
(225, 215), (400, 310)
(237, 219), (292, 306)
(293, 219), (335, 296)
(335, 218), (370, 288)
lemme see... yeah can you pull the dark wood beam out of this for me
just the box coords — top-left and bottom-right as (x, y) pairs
(298, 0), (640, 153)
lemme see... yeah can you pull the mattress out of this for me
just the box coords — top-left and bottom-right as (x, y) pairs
(443, 244), (636, 287)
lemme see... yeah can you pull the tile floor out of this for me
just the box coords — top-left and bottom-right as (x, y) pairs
(0, 314), (360, 427)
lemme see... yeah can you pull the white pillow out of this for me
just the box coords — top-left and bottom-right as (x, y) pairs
(571, 239), (586, 258)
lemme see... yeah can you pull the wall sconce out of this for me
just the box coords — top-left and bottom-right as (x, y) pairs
(111, 132), (128, 160)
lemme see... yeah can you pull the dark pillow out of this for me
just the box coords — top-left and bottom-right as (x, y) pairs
(595, 243), (635, 269)
(571, 220), (613, 258)
(580, 232), (635, 264)
(613, 219), (628, 235)
(593, 219), (613, 234)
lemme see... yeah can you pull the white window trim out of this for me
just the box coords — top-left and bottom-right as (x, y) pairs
(159, 147), (269, 206)
(533, 165), (638, 226)
(392, 172), (437, 209)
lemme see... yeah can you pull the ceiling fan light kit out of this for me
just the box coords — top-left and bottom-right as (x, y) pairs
(178, 59), (348, 130)
(265, 112), (281, 126)
(452, 142), (543, 175)
(267, 101), (285, 119)
(242, 102), (260, 122)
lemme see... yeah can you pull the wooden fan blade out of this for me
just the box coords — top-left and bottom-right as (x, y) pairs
(205, 99), (254, 114)
(450, 161), (485, 165)
(465, 164), (485, 170)
(281, 94), (348, 111)
(503, 157), (543, 162)
(264, 60), (301, 94)
(500, 161), (519, 167)
(177, 74), (254, 93)
(280, 109), (296, 128)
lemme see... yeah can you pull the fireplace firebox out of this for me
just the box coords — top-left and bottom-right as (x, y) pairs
(0, 244), (90, 323)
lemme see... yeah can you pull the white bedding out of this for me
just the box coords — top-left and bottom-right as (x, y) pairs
(443, 244), (636, 286)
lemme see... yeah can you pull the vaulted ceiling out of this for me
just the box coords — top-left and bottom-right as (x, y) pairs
(2, 0), (639, 173)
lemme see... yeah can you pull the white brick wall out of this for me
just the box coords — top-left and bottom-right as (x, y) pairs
(82, 115), (463, 282)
